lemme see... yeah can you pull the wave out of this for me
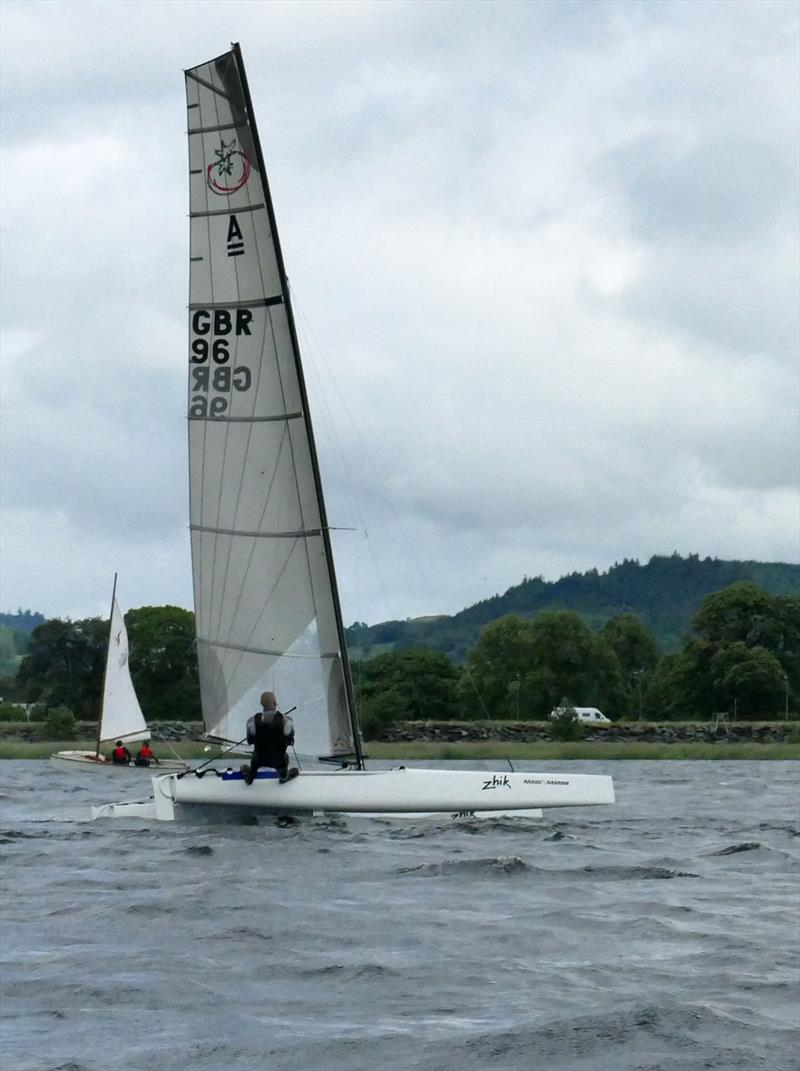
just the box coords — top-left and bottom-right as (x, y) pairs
(0, 828), (51, 841)
(399, 855), (530, 876)
(125, 901), (179, 916)
(182, 843), (214, 856)
(581, 864), (699, 880)
(437, 1000), (797, 1064)
(293, 963), (400, 981)
(207, 926), (274, 943)
(396, 856), (700, 880)
(710, 841), (763, 856)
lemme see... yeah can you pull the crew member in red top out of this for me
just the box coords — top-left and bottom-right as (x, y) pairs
(110, 741), (131, 765)
(135, 741), (159, 767)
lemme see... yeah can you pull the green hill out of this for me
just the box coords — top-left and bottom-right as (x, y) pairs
(0, 611), (45, 634)
(346, 554), (800, 662)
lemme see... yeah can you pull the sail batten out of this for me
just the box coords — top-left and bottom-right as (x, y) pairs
(188, 297), (284, 309)
(189, 412), (302, 424)
(191, 524), (324, 538)
(190, 203), (265, 218)
(185, 45), (362, 764)
(198, 638), (342, 660)
(188, 122), (240, 134)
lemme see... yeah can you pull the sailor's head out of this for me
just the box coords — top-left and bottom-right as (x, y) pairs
(260, 691), (277, 711)
(116, 740), (123, 746)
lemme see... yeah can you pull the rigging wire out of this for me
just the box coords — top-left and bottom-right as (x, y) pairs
(294, 302), (401, 625)
(293, 297), (496, 724)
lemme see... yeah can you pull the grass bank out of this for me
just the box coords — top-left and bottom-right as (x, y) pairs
(3, 740), (798, 761)
(365, 741), (800, 761)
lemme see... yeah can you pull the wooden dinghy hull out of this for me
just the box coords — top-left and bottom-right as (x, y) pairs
(51, 750), (187, 773)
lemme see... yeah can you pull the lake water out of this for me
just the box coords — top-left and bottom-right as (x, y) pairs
(1, 759), (798, 1071)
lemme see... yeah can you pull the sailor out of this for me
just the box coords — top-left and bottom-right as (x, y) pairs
(110, 740), (131, 765)
(243, 691), (297, 785)
(135, 741), (159, 767)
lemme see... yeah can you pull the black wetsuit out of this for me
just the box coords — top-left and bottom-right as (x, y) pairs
(246, 710), (294, 783)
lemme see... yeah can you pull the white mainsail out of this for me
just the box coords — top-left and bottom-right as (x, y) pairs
(184, 47), (361, 763)
(99, 595), (148, 744)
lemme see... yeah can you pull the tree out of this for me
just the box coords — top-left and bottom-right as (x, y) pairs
(354, 647), (460, 738)
(16, 607), (202, 723)
(548, 699), (586, 741)
(460, 615), (538, 718)
(600, 615), (660, 719)
(38, 705), (77, 741)
(650, 583), (799, 718)
(0, 626), (18, 677)
(709, 643), (786, 717)
(17, 617), (107, 717)
(528, 611), (612, 718)
(643, 654), (690, 720)
(126, 606), (200, 721)
(459, 611), (629, 719)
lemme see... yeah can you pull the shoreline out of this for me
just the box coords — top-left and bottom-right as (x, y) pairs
(5, 739), (798, 761)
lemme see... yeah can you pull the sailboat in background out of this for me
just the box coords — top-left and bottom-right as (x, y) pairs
(51, 576), (186, 772)
(94, 44), (613, 819)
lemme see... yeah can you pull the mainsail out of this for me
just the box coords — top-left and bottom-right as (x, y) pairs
(99, 592), (148, 744)
(184, 45), (362, 764)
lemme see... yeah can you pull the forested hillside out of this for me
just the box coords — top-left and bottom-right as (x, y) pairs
(0, 610), (46, 633)
(4, 580), (796, 724)
(346, 554), (800, 662)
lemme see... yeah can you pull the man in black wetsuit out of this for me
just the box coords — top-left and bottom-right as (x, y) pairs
(243, 691), (297, 785)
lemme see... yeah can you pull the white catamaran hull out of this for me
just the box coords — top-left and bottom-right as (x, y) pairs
(91, 767), (614, 821)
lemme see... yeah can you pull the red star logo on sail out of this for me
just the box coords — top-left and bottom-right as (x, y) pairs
(207, 139), (251, 195)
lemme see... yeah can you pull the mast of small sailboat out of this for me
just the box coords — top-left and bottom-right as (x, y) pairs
(231, 43), (365, 769)
(95, 572), (118, 760)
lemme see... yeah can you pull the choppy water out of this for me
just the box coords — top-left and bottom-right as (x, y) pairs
(1, 759), (798, 1071)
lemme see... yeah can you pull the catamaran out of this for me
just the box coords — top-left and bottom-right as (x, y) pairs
(94, 45), (614, 820)
(52, 575), (186, 772)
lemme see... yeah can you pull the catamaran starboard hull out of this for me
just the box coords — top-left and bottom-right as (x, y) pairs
(91, 767), (614, 821)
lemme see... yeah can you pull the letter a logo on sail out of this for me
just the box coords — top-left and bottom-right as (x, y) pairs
(227, 215), (245, 257)
(207, 139), (251, 195)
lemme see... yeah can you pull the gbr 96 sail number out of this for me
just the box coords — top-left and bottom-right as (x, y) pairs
(189, 308), (253, 418)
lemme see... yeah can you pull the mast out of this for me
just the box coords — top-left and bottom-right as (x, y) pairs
(95, 572), (118, 759)
(230, 43), (364, 768)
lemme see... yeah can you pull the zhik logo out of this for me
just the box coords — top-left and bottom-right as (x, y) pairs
(482, 774), (511, 791)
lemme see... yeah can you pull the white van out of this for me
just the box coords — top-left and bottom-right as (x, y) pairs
(549, 706), (611, 725)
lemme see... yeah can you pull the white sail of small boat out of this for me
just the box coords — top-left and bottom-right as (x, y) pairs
(94, 44), (613, 819)
(52, 577), (185, 771)
(98, 585), (149, 747)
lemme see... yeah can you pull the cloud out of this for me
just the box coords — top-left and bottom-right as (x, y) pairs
(1, 0), (797, 626)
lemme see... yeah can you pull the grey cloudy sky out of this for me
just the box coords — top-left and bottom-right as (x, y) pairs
(1, 0), (798, 627)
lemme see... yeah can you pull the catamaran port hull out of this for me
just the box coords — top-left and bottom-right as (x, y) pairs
(91, 767), (614, 821)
